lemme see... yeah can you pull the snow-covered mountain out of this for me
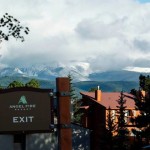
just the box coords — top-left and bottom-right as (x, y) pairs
(0, 63), (91, 81)
(0, 65), (150, 81)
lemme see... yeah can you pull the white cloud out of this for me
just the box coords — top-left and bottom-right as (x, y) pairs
(0, 0), (150, 72)
(124, 66), (150, 73)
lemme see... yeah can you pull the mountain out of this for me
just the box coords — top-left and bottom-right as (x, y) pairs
(74, 81), (138, 92)
(0, 65), (148, 95)
(1, 64), (148, 93)
(0, 65), (149, 82)
(89, 70), (150, 81)
(0, 65), (90, 81)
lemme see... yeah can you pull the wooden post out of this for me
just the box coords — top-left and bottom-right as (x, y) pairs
(56, 77), (72, 150)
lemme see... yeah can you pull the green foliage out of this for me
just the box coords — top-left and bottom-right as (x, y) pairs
(0, 76), (138, 91)
(25, 79), (40, 88)
(105, 106), (117, 149)
(7, 80), (24, 88)
(106, 107), (116, 137)
(115, 91), (129, 150)
(131, 75), (150, 145)
(68, 73), (82, 123)
(116, 92), (127, 129)
(68, 74), (78, 102)
(7, 79), (40, 88)
(0, 84), (3, 89)
(0, 13), (29, 42)
(139, 74), (150, 91)
(0, 76), (55, 89)
(88, 87), (97, 92)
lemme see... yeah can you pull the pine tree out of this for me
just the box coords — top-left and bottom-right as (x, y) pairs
(131, 75), (150, 145)
(68, 73), (82, 123)
(115, 91), (129, 150)
(106, 106), (116, 149)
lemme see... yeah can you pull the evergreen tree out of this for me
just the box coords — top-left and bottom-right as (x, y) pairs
(106, 106), (116, 149)
(131, 75), (150, 146)
(114, 91), (129, 150)
(68, 73), (82, 123)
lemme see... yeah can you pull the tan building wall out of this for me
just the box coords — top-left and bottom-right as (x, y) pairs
(106, 109), (140, 136)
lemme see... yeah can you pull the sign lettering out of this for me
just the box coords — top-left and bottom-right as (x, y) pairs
(13, 116), (34, 123)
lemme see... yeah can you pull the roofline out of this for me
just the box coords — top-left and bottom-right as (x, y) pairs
(81, 94), (106, 109)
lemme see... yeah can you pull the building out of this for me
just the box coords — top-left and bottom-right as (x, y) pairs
(78, 92), (106, 150)
(79, 88), (140, 149)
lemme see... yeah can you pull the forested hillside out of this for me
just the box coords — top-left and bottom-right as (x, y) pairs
(0, 76), (138, 92)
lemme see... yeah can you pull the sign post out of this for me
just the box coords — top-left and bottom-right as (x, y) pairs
(0, 77), (72, 150)
(56, 77), (72, 150)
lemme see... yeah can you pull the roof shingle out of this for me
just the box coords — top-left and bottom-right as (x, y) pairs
(80, 92), (135, 109)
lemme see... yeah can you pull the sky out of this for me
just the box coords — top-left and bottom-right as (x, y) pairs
(0, 0), (150, 73)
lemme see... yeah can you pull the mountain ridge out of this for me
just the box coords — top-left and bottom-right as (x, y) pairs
(0, 65), (149, 82)
(0, 76), (138, 93)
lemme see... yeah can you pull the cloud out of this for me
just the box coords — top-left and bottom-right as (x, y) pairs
(0, 0), (150, 72)
(134, 39), (150, 51)
(75, 15), (127, 40)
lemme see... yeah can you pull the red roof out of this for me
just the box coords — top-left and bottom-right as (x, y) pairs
(80, 92), (135, 109)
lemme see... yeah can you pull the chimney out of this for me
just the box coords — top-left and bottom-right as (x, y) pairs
(95, 86), (102, 102)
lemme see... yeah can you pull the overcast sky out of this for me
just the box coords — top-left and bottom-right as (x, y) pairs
(0, 0), (150, 72)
